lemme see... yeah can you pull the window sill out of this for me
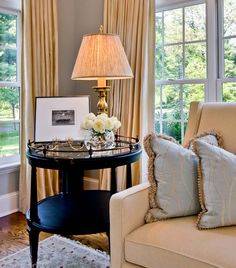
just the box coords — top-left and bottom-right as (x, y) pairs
(0, 155), (20, 175)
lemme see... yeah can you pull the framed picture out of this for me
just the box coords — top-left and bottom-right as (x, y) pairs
(34, 96), (90, 142)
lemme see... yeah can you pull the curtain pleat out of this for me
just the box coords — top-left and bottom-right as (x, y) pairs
(101, 0), (155, 191)
(19, 0), (59, 213)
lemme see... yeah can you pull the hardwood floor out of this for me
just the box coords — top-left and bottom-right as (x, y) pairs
(0, 212), (109, 259)
(0, 212), (50, 259)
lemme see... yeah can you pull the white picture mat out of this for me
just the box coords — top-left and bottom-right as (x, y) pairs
(35, 96), (90, 142)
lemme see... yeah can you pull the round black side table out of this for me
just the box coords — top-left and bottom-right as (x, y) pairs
(26, 136), (142, 267)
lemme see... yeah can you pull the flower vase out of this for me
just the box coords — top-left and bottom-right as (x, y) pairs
(84, 130), (115, 150)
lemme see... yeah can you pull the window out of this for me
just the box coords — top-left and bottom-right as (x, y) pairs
(0, 9), (20, 160)
(155, 2), (206, 142)
(218, 0), (236, 102)
(155, 0), (236, 142)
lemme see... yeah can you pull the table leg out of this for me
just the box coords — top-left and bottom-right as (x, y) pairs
(61, 169), (84, 193)
(106, 227), (110, 254)
(110, 167), (117, 194)
(126, 163), (132, 188)
(30, 166), (39, 221)
(27, 226), (39, 268)
(58, 170), (63, 193)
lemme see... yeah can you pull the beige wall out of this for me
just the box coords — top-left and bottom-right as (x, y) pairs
(58, 0), (104, 180)
(0, 0), (104, 209)
(58, 0), (77, 95)
(58, 0), (104, 113)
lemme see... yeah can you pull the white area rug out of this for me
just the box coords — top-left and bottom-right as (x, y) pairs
(0, 235), (110, 268)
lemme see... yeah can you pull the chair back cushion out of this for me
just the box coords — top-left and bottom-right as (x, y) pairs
(184, 102), (236, 154)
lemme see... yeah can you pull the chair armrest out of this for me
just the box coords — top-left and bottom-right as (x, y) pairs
(110, 182), (150, 268)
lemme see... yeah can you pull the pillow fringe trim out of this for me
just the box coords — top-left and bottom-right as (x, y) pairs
(185, 130), (223, 149)
(193, 140), (236, 230)
(192, 141), (208, 230)
(144, 131), (223, 225)
(143, 132), (178, 223)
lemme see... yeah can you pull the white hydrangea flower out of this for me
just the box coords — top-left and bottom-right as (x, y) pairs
(105, 118), (115, 131)
(93, 119), (105, 133)
(111, 116), (118, 123)
(97, 113), (108, 121)
(83, 119), (94, 130)
(111, 116), (121, 130)
(85, 112), (96, 121)
(82, 113), (121, 133)
(114, 120), (121, 129)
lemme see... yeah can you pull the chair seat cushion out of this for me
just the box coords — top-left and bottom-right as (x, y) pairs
(125, 216), (236, 268)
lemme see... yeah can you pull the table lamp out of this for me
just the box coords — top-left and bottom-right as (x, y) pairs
(71, 26), (133, 114)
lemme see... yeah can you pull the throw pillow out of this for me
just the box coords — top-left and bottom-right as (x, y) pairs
(144, 133), (200, 223)
(194, 140), (236, 229)
(144, 131), (222, 223)
(185, 130), (223, 150)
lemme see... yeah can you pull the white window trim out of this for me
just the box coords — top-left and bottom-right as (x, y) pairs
(206, 0), (218, 101)
(156, 0), (208, 87)
(156, 0), (205, 12)
(0, 7), (21, 87)
(155, 0), (236, 102)
(155, 0), (208, 141)
(156, 79), (207, 85)
(157, 0), (207, 81)
(155, 0), (236, 142)
(0, 0), (21, 12)
(0, 155), (20, 174)
(0, 6), (21, 167)
(216, 0), (236, 102)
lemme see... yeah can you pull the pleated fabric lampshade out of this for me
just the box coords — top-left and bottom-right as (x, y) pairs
(71, 29), (133, 114)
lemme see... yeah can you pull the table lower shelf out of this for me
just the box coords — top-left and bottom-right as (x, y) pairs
(26, 190), (111, 235)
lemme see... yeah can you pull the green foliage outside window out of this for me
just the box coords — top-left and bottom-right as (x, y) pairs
(0, 12), (19, 158)
(155, 1), (236, 143)
(222, 0), (236, 103)
(155, 4), (206, 142)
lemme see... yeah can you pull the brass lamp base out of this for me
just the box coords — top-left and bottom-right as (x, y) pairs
(93, 86), (111, 114)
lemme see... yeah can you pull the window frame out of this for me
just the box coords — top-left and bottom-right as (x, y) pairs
(155, 0), (208, 142)
(156, 0), (207, 81)
(0, 6), (21, 166)
(0, 7), (21, 87)
(155, 0), (236, 142)
(217, 0), (236, 101)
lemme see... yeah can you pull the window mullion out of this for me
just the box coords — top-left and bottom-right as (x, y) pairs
(162, 11), (165, 80)
(180, 85), (184, 143)
(165, 39), (207, 46)
(216, 0), (224, 102)
(160, 85), (163, 133)
(155, 2), (207, 142)
(156, 78), (207, 85)
(224, 35), (236, 39)
(181, 7), (185, 143)
(206, 0), (218, 101)
(0, 8), (21, 161)
(160, 11), (164, 133)
(218, 0), (224, 81)
(16, 11), (21, 84)
(0, 82), (20, 87)
(183, 7), (185, 79)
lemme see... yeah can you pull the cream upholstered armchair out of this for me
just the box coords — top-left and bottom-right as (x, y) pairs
(110, 102), (236, 268)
